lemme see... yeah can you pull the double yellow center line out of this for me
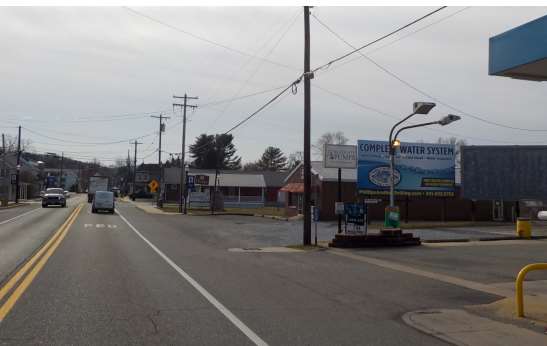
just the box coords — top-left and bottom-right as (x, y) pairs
(0, 203), (83, 321)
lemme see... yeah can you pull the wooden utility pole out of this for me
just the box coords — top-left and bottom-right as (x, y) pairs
(303, 6), (312, 245)
(1, 134), (5, 204)
(173, 94), (198, 214)
(15, 126), (21, 203)
(59, 152), (64, 189)
(151, 113), (170, 207)
(130, 140), (142, 200)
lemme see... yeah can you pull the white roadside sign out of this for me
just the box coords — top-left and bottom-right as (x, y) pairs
(324, 144), (357, 168)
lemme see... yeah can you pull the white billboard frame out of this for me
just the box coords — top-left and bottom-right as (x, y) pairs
(324, 144), (357, 169)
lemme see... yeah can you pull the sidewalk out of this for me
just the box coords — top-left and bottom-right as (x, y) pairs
(120, 198), (180, 215)
(404, 308), (547, 345)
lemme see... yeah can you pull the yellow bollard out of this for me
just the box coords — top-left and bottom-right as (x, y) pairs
(515, 263), (547, 317)
(516, 217), (531, 239)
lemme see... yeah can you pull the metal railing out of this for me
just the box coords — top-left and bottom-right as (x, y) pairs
(515, 263), (547, 317)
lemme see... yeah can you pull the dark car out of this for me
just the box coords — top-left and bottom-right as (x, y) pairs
(42, 188), (67, 208)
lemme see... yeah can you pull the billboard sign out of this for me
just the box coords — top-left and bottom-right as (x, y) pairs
(324, 144), (357, 168)
(357, 140), (455, 197)
(135, 171), (150, 183)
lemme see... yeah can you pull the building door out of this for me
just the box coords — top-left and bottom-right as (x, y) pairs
(492, 200), (504, 221)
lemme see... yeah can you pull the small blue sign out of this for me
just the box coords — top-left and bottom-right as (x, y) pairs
(344, 203), (365, 225)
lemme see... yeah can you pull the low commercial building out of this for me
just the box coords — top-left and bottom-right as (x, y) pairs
(281, 161), (502, 222)
(163, 167), (288, 208)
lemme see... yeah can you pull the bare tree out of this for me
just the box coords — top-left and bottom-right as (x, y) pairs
(287, 151), (303, 170)
(437, 137), (466, 168)
(2, 134), (33, 153)
(313, 131), (349, 159)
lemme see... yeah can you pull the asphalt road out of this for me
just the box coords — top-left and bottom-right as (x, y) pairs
(0, 196), (82, 285)
(0, 199), (511, 345)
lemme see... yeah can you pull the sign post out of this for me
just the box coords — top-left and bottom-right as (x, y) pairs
(324, 144), (357, 234)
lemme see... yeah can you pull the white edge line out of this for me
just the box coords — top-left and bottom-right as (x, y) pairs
(0, 207), (42, 226)
(115, 209), (268, 346)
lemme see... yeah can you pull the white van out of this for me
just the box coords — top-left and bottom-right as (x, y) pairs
(92, 191), (115, 214)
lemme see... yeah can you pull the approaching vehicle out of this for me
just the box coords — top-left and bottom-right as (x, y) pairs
(63, 190), (70, 198)
(92, 191), (115, 214)
(88, 175), (109, 203)
(42, 188), (67, 208)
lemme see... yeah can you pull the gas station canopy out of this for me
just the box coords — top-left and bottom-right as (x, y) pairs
(489, 15), (547, 81)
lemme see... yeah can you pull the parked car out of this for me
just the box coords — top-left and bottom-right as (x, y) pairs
(92, 191), (115, 214)
(42, 188), (67, 208)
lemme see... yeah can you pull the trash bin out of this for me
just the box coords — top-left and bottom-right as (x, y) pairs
(516, 217), (532, 239)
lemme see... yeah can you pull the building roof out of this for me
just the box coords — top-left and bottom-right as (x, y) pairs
(489, 15), (547, 81)
(164, 167), (266, 187)
(280, 182), (304, 193)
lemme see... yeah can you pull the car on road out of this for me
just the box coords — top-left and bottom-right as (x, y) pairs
(92, 191), (115, 214)
(42, 188), (67, 208)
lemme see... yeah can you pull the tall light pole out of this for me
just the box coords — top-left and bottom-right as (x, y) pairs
(386, 112), (461, 228)
(388, 102), (436, 208)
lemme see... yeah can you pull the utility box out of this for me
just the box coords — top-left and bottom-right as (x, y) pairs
(384, 206), (400, 228)
(516, 217), (532, 239)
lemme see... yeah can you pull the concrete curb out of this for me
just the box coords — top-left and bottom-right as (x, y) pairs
(402, 309), (547, 345)
(0, 203), (28, 210)
(422, 236), (547, 243)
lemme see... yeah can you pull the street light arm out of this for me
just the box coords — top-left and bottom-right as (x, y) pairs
(389, 112), (417, 153)
(393, 121), (441, 142)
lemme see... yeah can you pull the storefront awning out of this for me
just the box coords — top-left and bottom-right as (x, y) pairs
(280, 183), (304, 193)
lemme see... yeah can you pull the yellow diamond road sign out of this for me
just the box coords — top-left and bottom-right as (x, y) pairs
(148, 179), (159, 192)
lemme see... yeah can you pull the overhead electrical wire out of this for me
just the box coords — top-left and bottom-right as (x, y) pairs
(313, 83), (546, 145)
(311, 11), (547, 133)
(123, 7), (300, 72)
(22, 126), (156, 145)
(310, 6), (447, 74)
(328, 7), (471, 72)
(208, 9), (303, 131)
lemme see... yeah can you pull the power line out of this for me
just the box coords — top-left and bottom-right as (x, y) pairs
(310, 6), (447, 74)
(208, 9), (302, 131)
(22, 126), (156, 145)
(223, 76), (302, 135)
(312, 11), (547, 133)
(313, 83), (547, 145)
(199, 85), (287, 109)
(123, 7), (300, 72)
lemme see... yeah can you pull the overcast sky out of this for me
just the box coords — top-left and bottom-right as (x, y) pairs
(1, 6), (547, 165)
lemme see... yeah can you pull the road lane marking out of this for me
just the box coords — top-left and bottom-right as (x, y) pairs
(116, 209), (268, 346)
(0, 204), (83, 321)
(0, 204), (82, 304)
(328, 249), (512, 298)
(0, 208), (42, 226)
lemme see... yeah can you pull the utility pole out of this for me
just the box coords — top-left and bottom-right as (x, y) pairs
(303, 6), (312, 245)
(15, 126), (21, 204)
(173, 93), (198, 214)
(150, 114), (170, 207)
(59, 152), (64, 189)
(130, 140), (142, 200)
(1, 134), (5, 205)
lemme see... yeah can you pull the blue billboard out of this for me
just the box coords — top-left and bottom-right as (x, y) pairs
(357, 140), (455, 197)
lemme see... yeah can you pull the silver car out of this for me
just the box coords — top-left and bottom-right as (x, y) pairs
(42, 188), (67, 208)
(92, 191), (115, 214)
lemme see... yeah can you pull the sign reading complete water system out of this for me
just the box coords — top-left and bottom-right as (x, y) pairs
(357, 140), (456, 197)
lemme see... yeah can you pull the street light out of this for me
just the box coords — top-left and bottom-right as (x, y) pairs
(386, 113), (461, 228)
(388, 102), (436, 209)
